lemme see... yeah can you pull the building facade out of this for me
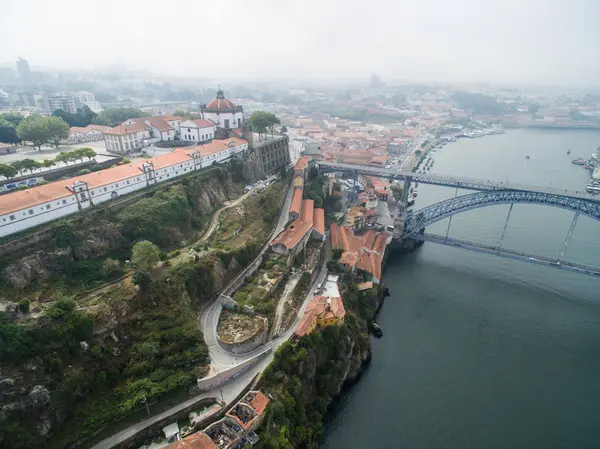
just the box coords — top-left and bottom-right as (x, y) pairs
(65, 125), (109, 145)
(201, 88), (243, 130)
(0, 138), (248, 237)
(180, 119), (216, 143)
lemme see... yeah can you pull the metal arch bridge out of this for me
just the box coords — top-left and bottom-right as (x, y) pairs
(316, 161), (594, 199)
(316, 161), (600, 277)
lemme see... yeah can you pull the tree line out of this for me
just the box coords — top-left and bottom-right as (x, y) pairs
(0, 147), (96, 179)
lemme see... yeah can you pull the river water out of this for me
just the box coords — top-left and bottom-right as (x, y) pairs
(322, 129), (600, 449)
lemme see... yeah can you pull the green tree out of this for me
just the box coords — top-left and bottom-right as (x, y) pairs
(1, 113), (24, 127)
(46, 116), (69, 148)
(250, 111), (280, 138)
(42, 159), (56, 169)
(132, 270), (152, 289)
(19, 158), (41, 174)
(131, 240), (161, 271)
(93, 108), (149, 126)
(16, 115), (51, 150)
(0, 164), (18, 179)
(0, 118), (19, 144)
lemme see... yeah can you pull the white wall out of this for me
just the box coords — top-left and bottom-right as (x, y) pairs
(0, 142), (247, 238)
(203, 112), (243, 129)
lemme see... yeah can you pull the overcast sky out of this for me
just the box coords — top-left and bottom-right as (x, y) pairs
(2, 0), (600, 86)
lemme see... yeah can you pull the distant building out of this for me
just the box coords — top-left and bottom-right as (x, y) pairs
(65, 124), (110, 145)
(73, 92), (102, 113)
(16, 58), (32, 85)
(201, 88), (243, 130)
(43, 95), (79, 114)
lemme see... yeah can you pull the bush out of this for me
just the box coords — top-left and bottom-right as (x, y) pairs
(17, 300), (30, 314)
(102, 258), (121, 277)
(78, 169), (91, 175)
(132, 270), (152, 289)
(90, 345), (102, 359)
(91, 164), (103, 172)
(168, 249), (181, 258)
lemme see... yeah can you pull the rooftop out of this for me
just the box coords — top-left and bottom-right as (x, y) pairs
(164, 432), (218, 449)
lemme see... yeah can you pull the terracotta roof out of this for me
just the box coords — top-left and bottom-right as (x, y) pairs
(290, 188), (303, 216)
(250, 391), (269, 415)
(103, 123), (147, 135)
(294, 156), (311, 170)
(270, 219), (312, 251)
(361, 230), (377, 249)
(205, 97), (236, 110)
(184, 119), (215, 129)
(69, 124), (109, 135)
(300, 199), (314, 223)
(164, 432), (217, 449)
(163, 115), (185, 121)
(313, 208), (324, 235)
(295, 312), (317, 337)
(145, 116), (174, 132)
(339, 251), (358, 266)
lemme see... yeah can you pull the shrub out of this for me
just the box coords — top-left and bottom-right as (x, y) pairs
(168, 249), (181, 258)
(90, 345), (102, 359)
(102, 258), (121, 277)
(91, 164), (103, 172)
(132, 270), (152, 289)
(78, 169), (91, 175)
(17, 300), (30, 314)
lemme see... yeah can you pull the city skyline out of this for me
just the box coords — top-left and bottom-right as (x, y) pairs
(2, 0), (600, 87)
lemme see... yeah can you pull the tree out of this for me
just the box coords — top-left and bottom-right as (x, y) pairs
(10, 160), (25, 176)
(249, 111), (280, 138)
(281, 125), (288, 133)
(74, 147), (96, 161)
(19, 158), (41, 174)
(16, 116), (51, 150)
(132, 270), (152, 290)
(131, 240), (161, 271)
(0, 164), (18, 179)
(93, 108), (149, 126)
(1, 113), (24, 128)
(42, 159), (56, 169)
(46, 116), (69, 148)
(0, 118), (19, 144)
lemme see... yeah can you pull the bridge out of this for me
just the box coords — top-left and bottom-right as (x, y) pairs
(316, 161), (600, 277)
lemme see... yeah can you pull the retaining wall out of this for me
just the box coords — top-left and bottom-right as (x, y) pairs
(217, 318), (268, 355)
(196, 348), (272, 392)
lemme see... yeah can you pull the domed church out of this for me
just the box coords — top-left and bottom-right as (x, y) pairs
(201, 87), (244, 130)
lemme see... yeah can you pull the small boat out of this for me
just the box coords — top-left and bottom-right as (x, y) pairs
(586, 184), (600, 194)
(572, 158), (586, 165)
(370, 321), (383, 338)
(567, 149), (571, 154)
(525, 155), (530, 160)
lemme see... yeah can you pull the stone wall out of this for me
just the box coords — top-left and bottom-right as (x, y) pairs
(217, 318), (268, 355)
(196, 348), (272, 392)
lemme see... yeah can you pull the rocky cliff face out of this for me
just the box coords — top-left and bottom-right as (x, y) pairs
(0, 168), (238, 295)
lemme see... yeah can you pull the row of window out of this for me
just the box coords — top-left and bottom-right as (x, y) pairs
(2, 147), (246, 226)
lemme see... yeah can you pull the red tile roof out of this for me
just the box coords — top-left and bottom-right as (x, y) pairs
(295, 295), (346, 337)
(68, 124), (109, 135)
(164, 432), (217, 449)
(188, 119), (215, 129)
(270, 219), (313, 251)
(294, 156), (311, 170)
(250, 391), (270, 415)
(295, 312), (317, 337)
(300, 199), (314, 223)
(313, 208), (324, 235)
(104, 123), (147, 135)
(290, 189), (303, 216)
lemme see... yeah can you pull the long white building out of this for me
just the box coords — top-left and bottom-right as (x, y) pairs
(0, 137), (248, 237)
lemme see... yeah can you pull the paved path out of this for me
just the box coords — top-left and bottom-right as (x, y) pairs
(270, 272), (301, 339)
(197, 190), (252, 244)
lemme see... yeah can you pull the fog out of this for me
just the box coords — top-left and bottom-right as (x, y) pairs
(2, 0), (600, 86)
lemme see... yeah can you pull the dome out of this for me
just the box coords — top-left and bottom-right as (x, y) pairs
(204, 88), (236, 111)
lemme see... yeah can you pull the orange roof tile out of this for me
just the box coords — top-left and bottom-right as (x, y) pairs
(300, 199), (314, 223)
(270, 219), (312, 251)
(294, 156), (311, 170)
(290, 189), (303, 216)
(295, 311), (317, 337)
(68, 124), (109, 135)
(250, 391), (270, 415)
(339, 251), (358, 266)
(104, 123), (147, 135)
(313, 208), (325, 235)
(188, 119), (215, 129)
(164, 432), (217, 449)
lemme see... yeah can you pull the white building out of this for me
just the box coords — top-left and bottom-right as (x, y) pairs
(65, 124), (110, 145)
(180, 119), (216, 143)
(0, 137), (248, 237)
(103, 122), (150, 154)
(201, 88), (243, 130)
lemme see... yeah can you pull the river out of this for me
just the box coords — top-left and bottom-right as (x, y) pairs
(322, 128), (600, 449)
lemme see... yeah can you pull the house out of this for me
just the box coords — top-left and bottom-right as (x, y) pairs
(103, 122), (149, 154)
(163, 432), (217, 449)
(345, 206), (366, 230)
(330, 224), (390, 284)
(0, 138), (248, 238)
(289, 188), (303, 221)
(180, 119), (216, 143)
(270, 199), (315, 259)
(122, 116), (177, 142)
(65, 124), (110, 145)
(295, 277), (346, 338)
(294, 156), (311, 180)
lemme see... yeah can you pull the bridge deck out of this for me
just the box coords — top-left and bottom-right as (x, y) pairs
(415, 233), (600, 277)
(318, 161), (598, 201)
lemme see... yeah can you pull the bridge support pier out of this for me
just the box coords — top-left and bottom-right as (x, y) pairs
(498, 203), (514, 250)
(559, 212), (580, 262)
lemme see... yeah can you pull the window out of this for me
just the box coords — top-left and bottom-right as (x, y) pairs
(126, 180), (130, 184)
(91, 191), (95, 196)
(46, 205), (51, 210)
(187, 128), (191, 132)
(28, 209), (34, 215)
(9, 215), (15, 221)
(103, 187), (107, 192)
(115, 183), (119, 187)
(62, 200), (67, 205)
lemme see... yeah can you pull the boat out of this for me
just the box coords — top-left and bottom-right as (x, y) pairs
(370, 321), (383, 338)
(572, 158), (586, 165)
(525, 155), (530, 160)
(567, 149), (571, 154)
(586, 184), (600, 194)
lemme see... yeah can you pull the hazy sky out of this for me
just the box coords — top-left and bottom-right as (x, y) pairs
(2, 0), (600, 86)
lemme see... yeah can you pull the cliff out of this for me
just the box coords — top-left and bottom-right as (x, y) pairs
(0, 166), (239, 300)
(255, 279), (385, 448)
